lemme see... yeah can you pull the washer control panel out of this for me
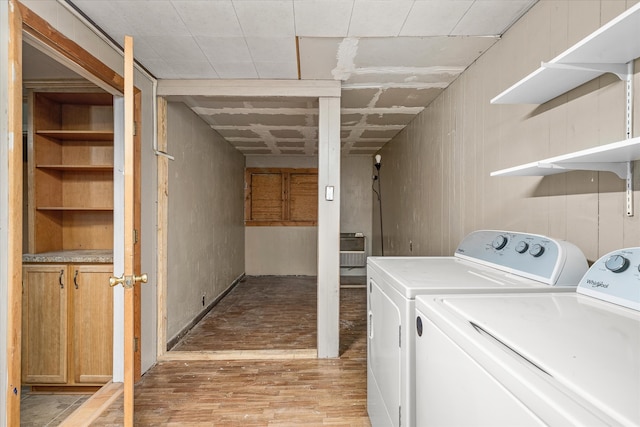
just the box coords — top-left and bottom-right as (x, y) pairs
(455, 230), (588, 285)
(578, 247), (640, 311)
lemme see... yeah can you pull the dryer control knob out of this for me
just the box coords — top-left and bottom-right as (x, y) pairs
(605, 255), (629, 273)
(515, 241), (529, 254)
(492, 235), (508, 250)
(529, 244), (545, 257)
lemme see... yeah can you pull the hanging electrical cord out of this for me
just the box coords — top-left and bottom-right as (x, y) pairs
(372, 154), (384, 256)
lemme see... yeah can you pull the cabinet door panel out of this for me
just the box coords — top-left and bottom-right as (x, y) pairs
(73, 264), (113, 384)
(22, 265), (68, 384)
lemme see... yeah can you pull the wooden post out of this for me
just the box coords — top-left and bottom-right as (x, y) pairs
(317, 96), (341, 358)
(156, 97), (168, 359)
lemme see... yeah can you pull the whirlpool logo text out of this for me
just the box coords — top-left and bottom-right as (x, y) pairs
(586, 279), (609, 288)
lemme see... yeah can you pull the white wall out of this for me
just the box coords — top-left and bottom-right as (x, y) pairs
(376, 0), (640, 263)
(166, 102), (245, 342)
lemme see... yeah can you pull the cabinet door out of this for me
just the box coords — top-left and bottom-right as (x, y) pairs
(72, 264), (113, 384)
(22, 265), (68, 384)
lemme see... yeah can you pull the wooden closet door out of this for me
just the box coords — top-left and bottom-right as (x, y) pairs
(21, 265), (68, 384)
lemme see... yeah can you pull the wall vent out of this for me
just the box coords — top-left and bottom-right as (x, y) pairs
(340, 233), (366, 267)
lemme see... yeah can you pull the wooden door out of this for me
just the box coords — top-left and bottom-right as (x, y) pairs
(123, 35), (138, 426)
(21, 265), (68, 384)
(73, 264), (114, 384)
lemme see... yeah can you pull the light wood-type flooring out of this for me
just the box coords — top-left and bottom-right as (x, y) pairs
(91, 275), (371, 426)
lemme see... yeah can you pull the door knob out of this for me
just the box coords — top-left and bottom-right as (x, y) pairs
(135, 273), (148, 284)
(109, 273), (148, 288)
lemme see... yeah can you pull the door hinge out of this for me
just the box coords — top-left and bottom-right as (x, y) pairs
(399, 405), (402, 427)
(134, 228), (139, 244)
(134, 337), (139, 353)
(133, 121), (138, 136)
(399, 325), (402, 347)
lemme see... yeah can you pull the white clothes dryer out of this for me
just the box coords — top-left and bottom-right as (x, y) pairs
(414, 247), (640, 426)
(367, 230), (588, 427)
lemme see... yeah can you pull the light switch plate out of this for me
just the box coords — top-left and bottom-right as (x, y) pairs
(325, 186), (334, 201)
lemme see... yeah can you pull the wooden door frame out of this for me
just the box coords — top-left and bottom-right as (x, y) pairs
(2, 0), (23, 423)
(6, 1), (143, 424)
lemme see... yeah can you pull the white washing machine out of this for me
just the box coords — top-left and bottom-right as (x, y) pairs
(367, 230), (589, 427)
(414, 247), (640, 426)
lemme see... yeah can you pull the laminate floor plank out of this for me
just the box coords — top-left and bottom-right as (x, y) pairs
(91, 276), (370, 426)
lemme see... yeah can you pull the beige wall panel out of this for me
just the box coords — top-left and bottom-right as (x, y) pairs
(598, 173), (626, 256)
(459, 72), (476, 237)
(340, 156), (373, 275)
(377, 0), (639, 262)
(567, 1), (600, 46)
(601, 1), (628, 28)
(166, 102), (245, 341)
(548, 1), (569, 59)
(623, 169), (640, 247)
(245, 227), (317, 275)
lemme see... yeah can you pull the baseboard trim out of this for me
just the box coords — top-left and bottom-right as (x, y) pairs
(166, 273), (245, 351)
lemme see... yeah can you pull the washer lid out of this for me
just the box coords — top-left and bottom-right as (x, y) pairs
(433, 293), (640, 425)
(367, 257), (562, 298)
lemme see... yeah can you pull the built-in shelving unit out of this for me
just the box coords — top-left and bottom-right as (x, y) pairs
(28, 91), (115, 253)
(490, 4), (640, 216)
(23, 89), (115, 391)
(491, 2), (640, 105)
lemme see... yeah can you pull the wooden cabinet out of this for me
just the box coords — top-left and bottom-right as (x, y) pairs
(28, 91), (114, 253)
(23, 89), (115, 390)
(22, 263), (113, 388)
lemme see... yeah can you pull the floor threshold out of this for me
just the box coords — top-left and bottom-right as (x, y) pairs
(160, 348), (318, 361)
(59, 381), (123, 427)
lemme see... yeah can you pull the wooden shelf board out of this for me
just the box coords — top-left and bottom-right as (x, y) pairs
(36, 130), (114, 141)
(37, 92), (113, 106)
(36, 207), (114, 211)
(36, 164), (113, 171)
(491, 136), (640, 176)
(491, 3), (640, 104)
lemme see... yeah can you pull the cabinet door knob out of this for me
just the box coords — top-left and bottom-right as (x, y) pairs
(74, 270), (79, 289)
(59, 269), (64, 289)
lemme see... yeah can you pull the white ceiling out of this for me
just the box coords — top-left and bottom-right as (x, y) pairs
(64, 0), (538, 156)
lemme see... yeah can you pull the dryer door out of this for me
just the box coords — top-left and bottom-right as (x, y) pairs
(368, 277), (402, 427)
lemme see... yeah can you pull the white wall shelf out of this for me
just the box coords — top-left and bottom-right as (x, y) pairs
(491, 3), (640, 105)
(491, 137), (640, 216)
(491, 137), (640, 178)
